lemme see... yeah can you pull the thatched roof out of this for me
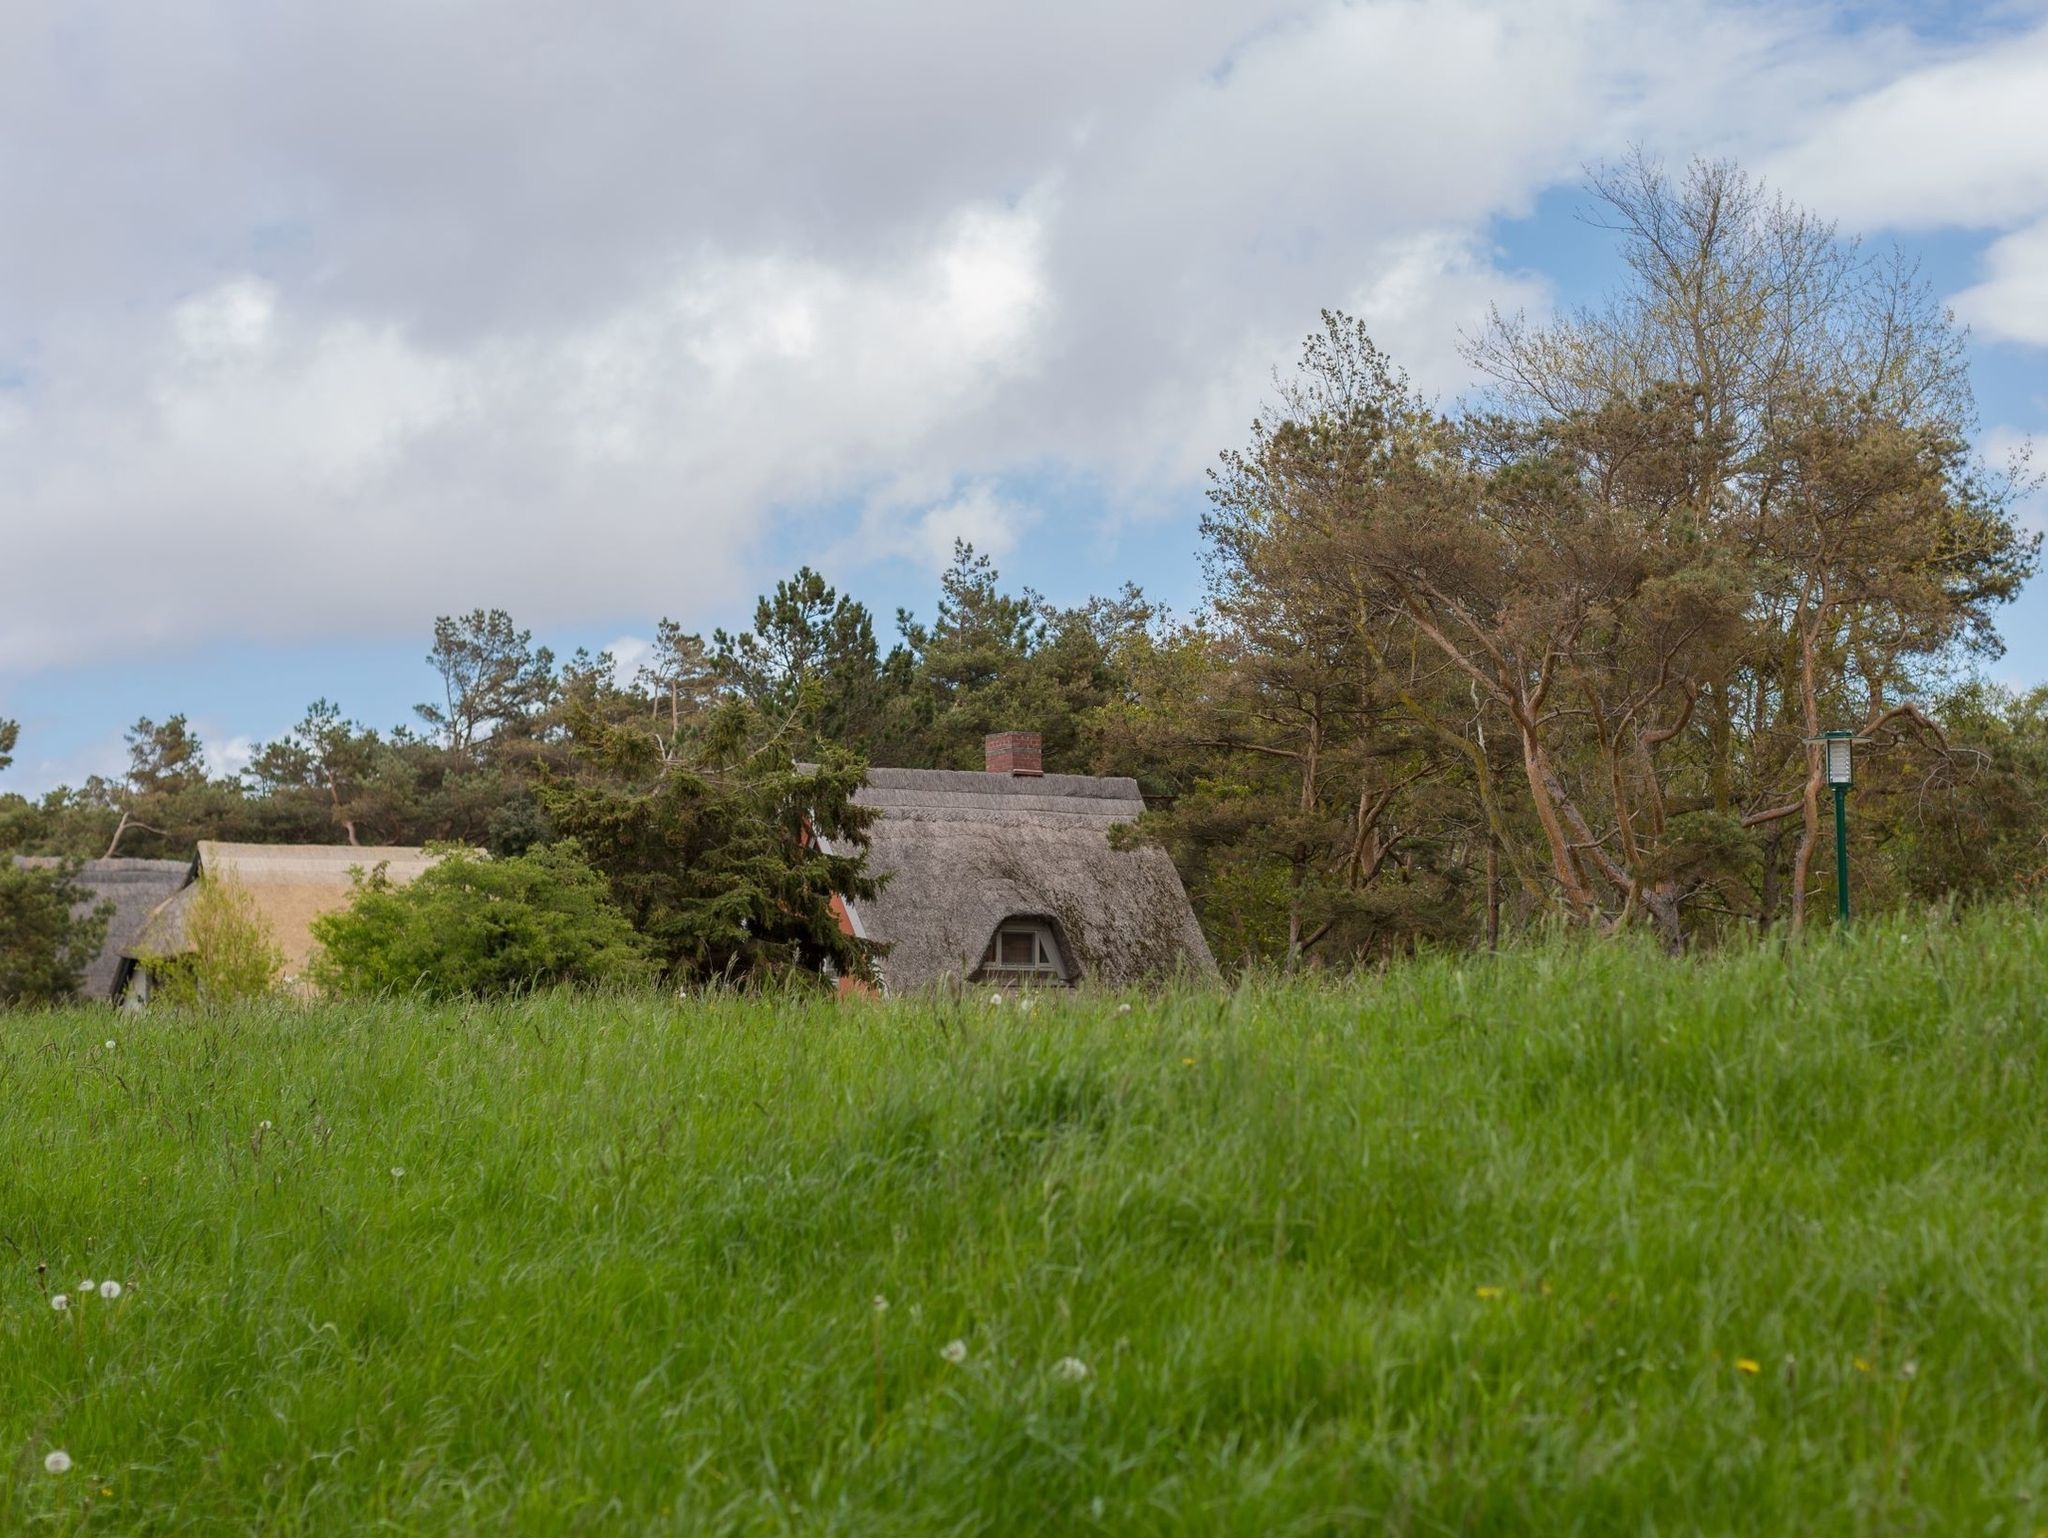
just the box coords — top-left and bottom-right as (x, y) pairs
(835, 768), (1215, 992)
(12, 857), (193, 1001)
(129, 842), (447, 983)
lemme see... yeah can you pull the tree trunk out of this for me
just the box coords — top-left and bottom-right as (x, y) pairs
(1789, 613), (1825, 932)
(1485, 838), (1501, 950)
(1517, 714), (1597, 920)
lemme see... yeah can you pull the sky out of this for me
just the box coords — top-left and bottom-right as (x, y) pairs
(2, 0), (2045, 794)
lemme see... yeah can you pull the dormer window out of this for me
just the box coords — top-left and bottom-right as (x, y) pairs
(975, 918), (1070, 985)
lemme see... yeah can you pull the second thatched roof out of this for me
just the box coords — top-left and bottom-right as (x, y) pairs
(12, 856), (194, 1001)
(130, 842), (449, 984)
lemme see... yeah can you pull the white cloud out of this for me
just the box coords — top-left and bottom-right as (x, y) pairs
(214, 735), (256, 780)
(1764, 26), (2048, 231)
(603, 635), (652, 687)
(860, 480), (1035, 573)
(1954, 218), (2048, 346)
(0, 203), (1049, 670)
(1345, 232), (1553, 401)
(2, 0), (2042, 681)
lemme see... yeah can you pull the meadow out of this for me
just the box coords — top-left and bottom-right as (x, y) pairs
(4, 907), (2047, 1535)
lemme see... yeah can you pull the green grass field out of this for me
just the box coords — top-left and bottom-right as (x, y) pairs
(5, 908), (2047, 1534)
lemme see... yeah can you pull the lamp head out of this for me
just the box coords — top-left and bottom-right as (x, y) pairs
(1823, 730), (1854, 787)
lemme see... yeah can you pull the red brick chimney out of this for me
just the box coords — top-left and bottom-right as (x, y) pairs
(984, 731), (1044, 777)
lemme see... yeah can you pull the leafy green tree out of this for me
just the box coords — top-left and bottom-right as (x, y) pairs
(637, 620), (724, 734)
(896, 542), (1047, 765)
(243, 699), (384, 845)
(94, 715), (245, 859)
(417, 609), (558, 755)
(538, 700), (881, 986)
(0, 718), (16, 774)
(1466, 154), (2037, 932)
(711, 567), (893, 755)
(136, 874), (283, 1006)
(309, 843), (652, 999)
(0, 858), (111, 1005)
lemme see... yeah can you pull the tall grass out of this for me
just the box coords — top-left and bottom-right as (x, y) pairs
(4, 906), (2046, 1533)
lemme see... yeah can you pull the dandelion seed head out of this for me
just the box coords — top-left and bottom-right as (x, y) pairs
(940, 1339), (968, 1364)
(104, 1040), (116, 1050)
(871, 1294), (889, 1314)
(79, 1279), (94, 1293)
(988, 992), (1005, 1007)
(50, 1294), (68, 1311)
(99, 1280), (122, 1300)
(390, 1167), (405, 1179)
(1051, 1356), (1091, 1382)
(44, 1450), (71, 1475)
(259, 1120), (272, 1131)
(1117, 1003), (1132, 1015)
(1901, 1360), (1918, 1379)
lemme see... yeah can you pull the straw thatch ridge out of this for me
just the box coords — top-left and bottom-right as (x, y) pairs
(129, 842), (452, 985)
(835, 768), (1215, 992)
(12, 856), (194, 1002)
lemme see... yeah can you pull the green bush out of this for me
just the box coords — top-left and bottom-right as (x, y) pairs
(0, 858), (110, 1006)
(309, 841), (652, 998)
(139, 873), (283, 1006)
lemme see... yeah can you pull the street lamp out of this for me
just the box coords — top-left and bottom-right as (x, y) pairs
(1821, 730), (1854, 924)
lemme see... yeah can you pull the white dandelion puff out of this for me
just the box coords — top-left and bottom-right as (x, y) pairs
(940, 1339), (968, 1364)
(1117, 1003), (1133, 1015)
(50, 1294), (68, 1312)
(871, 1294), (889, 1314)
(1018, 997), (1035, 1014)
(104, 1039), (116, 1050)
(99, 1280), (122, 1300)
(78, 1279), (94, 1294)
(390, 1167), (405, 1180)
(259, 1120), (272, 1131)
(44, 1450), (71, 1474)
(988, 992), (1005, 1007)
(1051, 1356), (1092, 1382)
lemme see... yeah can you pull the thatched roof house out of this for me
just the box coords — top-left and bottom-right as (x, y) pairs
(130, 842), (447, 988)
(11, 857), (191, 1002)
(828, 734), (1215, 993)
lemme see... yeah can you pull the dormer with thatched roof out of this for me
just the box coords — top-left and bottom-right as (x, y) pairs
(824, 734), (1215, 993)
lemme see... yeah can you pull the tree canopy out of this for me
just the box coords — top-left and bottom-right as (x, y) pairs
(3, 156), (2041, 979)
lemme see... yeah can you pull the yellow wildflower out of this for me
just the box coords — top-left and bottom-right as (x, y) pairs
(1736, 1358), (1760, 1375)
(1475, 1286), (1504, 1300)
(1852, 1357), (1872, 1373)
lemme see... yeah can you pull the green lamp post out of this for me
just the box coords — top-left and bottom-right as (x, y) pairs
(1821, 730), (1855, 924)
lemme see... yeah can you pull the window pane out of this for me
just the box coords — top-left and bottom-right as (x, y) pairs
(1000, 930), (1036, 965)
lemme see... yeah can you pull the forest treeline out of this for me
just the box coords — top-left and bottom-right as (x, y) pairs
(5, 158), (2046, 968)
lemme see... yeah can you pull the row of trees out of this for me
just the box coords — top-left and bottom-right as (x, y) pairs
(4, 157), (2044, 986)
(1122, 159), (2040, 958)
